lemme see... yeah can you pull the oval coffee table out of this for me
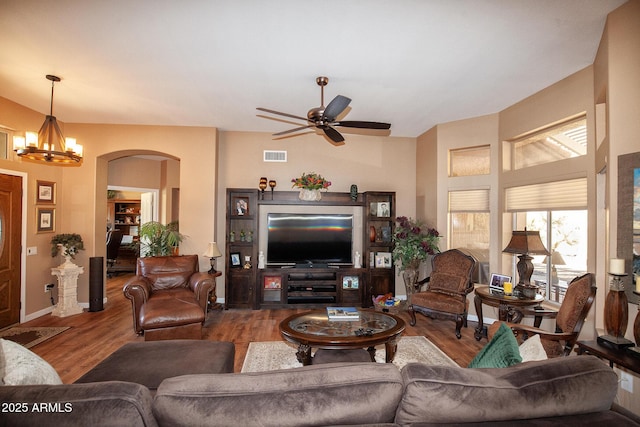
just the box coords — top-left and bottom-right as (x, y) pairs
(279, 309), (405, 365)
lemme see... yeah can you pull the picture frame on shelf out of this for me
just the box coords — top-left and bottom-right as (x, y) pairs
(230, 252), (242, 267)
(380, 226), (391, 242)
(37, 207), (55, 233)
(36, 180), (56, 204)
(342, 276), (359, 289)
(377, 202), (390, 217)
(264, 276), (282, 289)
(375, 252), (392, 268)
(370, 202), (377, 216)
(233, 197), (249, 216)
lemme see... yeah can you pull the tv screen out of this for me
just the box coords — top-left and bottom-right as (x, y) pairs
(267, 213), (353, 266)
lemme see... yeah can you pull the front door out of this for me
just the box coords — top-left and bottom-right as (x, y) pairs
(0, 173), (22, 328)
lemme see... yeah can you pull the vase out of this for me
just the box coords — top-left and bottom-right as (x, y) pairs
(402, 268), (419, 304)
(299, 189), (322, 201)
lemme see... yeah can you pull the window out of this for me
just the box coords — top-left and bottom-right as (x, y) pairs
(449, 189), (490, 283)
(449, 145), (490, 176)
(0, 130), (7, 160)
(505, 178), (588, 303)
(504, 115), (586, 170)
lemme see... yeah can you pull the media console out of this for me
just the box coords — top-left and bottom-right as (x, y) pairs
(224, 188), (396, 309)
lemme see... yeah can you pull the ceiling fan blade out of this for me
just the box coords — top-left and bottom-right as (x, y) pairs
(273, 125), (314, 136)
(335, 121), (391, 130)
(320, 125), (345, 144)
(256, 107), (308, 122)
(323, 95), (351, 122)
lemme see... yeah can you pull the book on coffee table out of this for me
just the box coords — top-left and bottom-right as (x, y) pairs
(326, 307), (360, 321)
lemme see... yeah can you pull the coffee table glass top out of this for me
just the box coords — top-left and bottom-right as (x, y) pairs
(286, 310), (398, 337)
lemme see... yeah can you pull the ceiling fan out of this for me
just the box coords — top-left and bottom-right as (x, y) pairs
(257, 76), (391, 146)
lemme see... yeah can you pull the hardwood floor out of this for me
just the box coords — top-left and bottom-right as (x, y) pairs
(20, 274), (486, 383)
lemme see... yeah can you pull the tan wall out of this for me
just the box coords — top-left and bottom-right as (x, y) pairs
(597, 0), (640, 410)
(1, 109), (218, 318)
(108, 157), (162, 189)
(216, 130), (417, 296)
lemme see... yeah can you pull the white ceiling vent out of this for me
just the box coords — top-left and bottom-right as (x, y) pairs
(264, 150), (287, 162)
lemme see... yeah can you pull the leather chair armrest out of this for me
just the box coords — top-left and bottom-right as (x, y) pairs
(189, 272), (216, 311)
(122, 276), (152, 334)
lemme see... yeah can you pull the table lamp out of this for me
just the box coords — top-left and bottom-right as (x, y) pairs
(503, 228), (550, 298)
(203, 242), (222, 274)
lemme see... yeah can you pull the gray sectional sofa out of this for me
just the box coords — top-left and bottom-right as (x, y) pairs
(1, 342), (638, 426)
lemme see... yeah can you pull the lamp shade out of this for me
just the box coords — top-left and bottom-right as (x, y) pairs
(502, 229), (549, 256)
(203, 242), (222, 258)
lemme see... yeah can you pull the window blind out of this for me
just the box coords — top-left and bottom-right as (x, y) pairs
(505, 178), (587, 211)
(449, 189), (490, 212)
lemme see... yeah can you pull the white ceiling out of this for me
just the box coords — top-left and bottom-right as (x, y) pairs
(0, 0), (626, 138)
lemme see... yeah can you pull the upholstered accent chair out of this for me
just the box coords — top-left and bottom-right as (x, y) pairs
(492, 272), (596, 357)
(408, 249), (477, 339)
(123, 255), (216, 341)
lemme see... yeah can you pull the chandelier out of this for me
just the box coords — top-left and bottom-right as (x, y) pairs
(13, 75), (83, 165)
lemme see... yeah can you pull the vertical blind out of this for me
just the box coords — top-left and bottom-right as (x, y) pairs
(505, 178), (587, 211)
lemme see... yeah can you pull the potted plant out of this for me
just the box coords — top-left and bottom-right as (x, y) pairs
(291, 172), (331, 201)
(392, 216), (440, 299)
(51, 233), (85, 264)
(137, 221), (185, 257)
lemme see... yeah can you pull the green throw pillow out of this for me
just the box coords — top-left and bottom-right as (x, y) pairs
(468, 323), (522, 368)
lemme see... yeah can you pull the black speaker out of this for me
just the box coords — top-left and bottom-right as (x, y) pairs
(89, 256), (104, 312)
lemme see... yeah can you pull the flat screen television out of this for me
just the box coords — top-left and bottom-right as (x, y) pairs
(267, 213), (353, 266)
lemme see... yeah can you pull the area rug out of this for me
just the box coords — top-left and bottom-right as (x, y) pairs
(241, 335), (457, 372)
(0, 327), (70, 349)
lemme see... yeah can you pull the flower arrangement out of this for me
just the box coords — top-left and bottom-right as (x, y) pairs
(51, 233), (85, 258)
(392, 216), (440, 270)
(291, 172), (331, 191)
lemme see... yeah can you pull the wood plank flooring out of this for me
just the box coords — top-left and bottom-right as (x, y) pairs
(19, 274), (485, 383)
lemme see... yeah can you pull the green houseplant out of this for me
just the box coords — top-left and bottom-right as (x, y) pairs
(51, 233), (85, 259)
(138, 221), (185, 257)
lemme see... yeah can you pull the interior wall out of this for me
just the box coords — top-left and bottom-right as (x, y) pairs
(217, 130), (417, 297)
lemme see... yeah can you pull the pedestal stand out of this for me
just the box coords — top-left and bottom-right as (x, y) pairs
(51, 257), (84, 317)
(600, 273), (634, 349)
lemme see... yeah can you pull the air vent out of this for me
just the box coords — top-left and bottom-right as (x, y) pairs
(264, 150), (287, 162)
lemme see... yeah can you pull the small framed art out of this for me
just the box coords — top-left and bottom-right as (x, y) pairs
(230, 252), (242, 267)
(233, 197), (249, 216)
(376, 202), (390, 217)
(36, 180), (56, 204)
(375, 252), (392, 268)
(342, 276), (359, 289)
(37, 207), (55, 233)
(264, 276), (282, 289)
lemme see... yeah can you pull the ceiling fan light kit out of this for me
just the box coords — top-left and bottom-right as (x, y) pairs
(257, 76), (391, 145)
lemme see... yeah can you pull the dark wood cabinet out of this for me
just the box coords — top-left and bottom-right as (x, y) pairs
(224, 189), (259, 309)
(224, 188), (395, 309)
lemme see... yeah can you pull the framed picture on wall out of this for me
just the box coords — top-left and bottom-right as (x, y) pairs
(36, 180), (56, 204)
(37, 207), (55, 233)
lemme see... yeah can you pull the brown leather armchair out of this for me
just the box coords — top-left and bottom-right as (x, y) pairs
(123, 255), (215, 341)
(408, 249), (477, 339)
(492, 272), (596, 357)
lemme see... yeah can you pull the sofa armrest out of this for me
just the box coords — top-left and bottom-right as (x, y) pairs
(123, 276), (152, 334)
(189, 272), (216, 310)
(0, 381), (157, 427)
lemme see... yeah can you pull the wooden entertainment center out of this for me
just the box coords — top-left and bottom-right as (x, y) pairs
(224, 188), (396, 309)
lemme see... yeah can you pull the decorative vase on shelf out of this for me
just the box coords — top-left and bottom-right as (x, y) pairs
(299, 188), (322, 201)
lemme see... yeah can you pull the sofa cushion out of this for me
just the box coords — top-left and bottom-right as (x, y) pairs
(0, 381), (157, 427)
(153, 362), (404, 427)
(0, 338), (62, 385)
(76, 340), (235, 390)
(468, 322), (522, 368)
(396, 356), (618, 424)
